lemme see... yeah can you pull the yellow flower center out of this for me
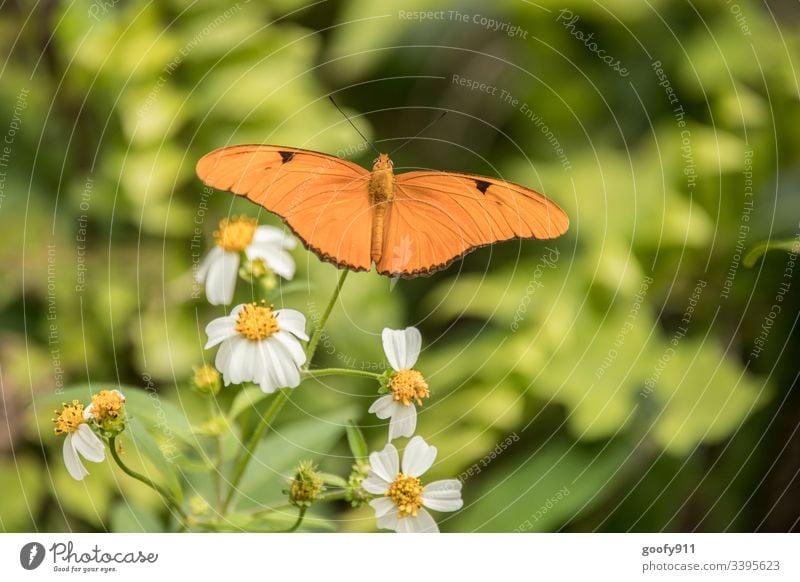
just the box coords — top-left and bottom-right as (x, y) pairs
(90, 390), (125, 420)
(389, 369), (430, 406)
(386, 473), (424, 518)
(53, 400), (85, 435)
(213, 215), (257, 252)
(235, 302), (280, 341)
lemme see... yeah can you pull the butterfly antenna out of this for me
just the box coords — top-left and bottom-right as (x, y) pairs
(329, 96), (380, 155)
(388, 110), (448, 157)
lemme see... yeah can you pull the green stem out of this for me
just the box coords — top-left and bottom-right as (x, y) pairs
(108, 435), (187, 521)
(248, 490), (349, 517)
(304, 269), (349, 363)
(281, 507), (307, 533)
(209, 398), (223, 511)
(221, 269), (350, 515)
(303, 367), (381, 380)
(222, 388), (289, 513)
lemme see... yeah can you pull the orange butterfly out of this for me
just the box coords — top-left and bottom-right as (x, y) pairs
(196, 146), (569, 277)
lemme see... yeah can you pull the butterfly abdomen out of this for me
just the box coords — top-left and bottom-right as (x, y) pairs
(368, 156), (396, 264)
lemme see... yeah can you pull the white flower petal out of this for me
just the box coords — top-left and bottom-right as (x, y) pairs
(251, 342), (280, 393)
(195, 246), (223, 282)
(83, 403), (95, 420)
(253, 225), (297, 249)
(272, 331), (307, 368)
(260, 337), (301, 389)
(368, 443), (399, 483)
(275, 309), (308, 341)
(368, 394), (399, 419)
(402, 435), (437, 477)
(363, 475), (391, 495)
(398, 508), (438, 533)
(63, 434), (88, 481)
(204, 250), (240, 305)
(388, 403), (417, 441)
(381, 327), (421, 370)
(215, 340), (235, 385)
(73, 424), (106, 463)
(225, 336), (253, 385)
(204, 316), (238, 349)
(369, 496), (395, 517)
(375, 508), (400, 532)
(246, 244), (295, 279)
(423, 480), (464, 512)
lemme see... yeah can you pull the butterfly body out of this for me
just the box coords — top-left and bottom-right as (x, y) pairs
(197, 145), (569, 278)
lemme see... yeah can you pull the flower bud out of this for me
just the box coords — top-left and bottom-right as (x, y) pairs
(193, 364), (222, 395)
(288, 461), (325, 508)
(345, 462), (371, 508)
(239, 258), (278, 292)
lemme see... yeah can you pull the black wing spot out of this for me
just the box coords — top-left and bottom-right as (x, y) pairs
(278, 151), (296, 164)
(475, 179), (491, 194)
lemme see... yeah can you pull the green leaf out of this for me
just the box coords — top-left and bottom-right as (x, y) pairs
(0, 455), (47, 531)
(109, 500), (162, 532)
(319, 473), (348, 488)
(228, 385), (269, 420)
(235, 406), (358, 510)
(448, 439), (631, 532)
(345, 420), (369, 463)
(744, 238), (800, 267)
(125, 417), (184, 501)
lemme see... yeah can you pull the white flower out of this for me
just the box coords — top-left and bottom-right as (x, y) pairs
(53, 401), (106, 481)
(204, 302), (308, 393)
(368, 327), (429, 440)
(363, 436), (462, 533)
(196, 216), (296, 305)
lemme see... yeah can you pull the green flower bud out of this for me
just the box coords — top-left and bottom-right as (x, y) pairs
(288, 461), (325, 508)
(345, 462), (371, 508)
(193, 365), (222, 395)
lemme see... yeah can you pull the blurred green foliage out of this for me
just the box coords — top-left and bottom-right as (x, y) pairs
(1, 0), (799, 532)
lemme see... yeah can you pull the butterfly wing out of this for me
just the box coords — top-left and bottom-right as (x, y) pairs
(196, 145), (373, 271)
(376, 171), (569, 277)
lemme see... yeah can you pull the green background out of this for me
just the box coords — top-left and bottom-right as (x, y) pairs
(1, 0), (799, 532)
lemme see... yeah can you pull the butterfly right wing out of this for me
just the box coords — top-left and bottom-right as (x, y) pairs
(197, 145), (373, 271)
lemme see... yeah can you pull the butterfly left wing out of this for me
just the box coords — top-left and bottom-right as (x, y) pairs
(197, 145), (373, 271)
(376, 171), (569, 277)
